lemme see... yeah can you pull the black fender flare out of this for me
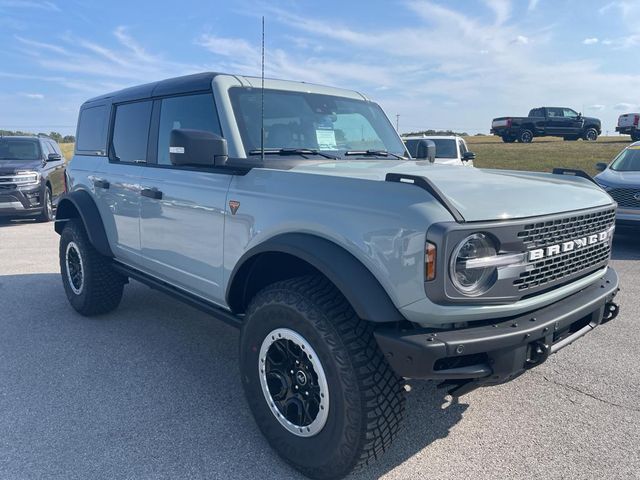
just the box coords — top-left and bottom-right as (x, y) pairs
(226, 233), (405, 323)
(54, 190), (113, 257)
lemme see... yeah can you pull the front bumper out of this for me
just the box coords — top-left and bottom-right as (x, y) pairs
(0, 185), (44, 216)
(375, 267), (619, 396)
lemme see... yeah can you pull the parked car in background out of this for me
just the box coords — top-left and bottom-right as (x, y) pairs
(615, 113), (640, 142)
(403, 135), (475, 166)
(0, 135), (66, 222)
(595, 142), (640, 229)
(491, 107), (601, 143)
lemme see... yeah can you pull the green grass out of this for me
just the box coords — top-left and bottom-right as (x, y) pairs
(59, 136), (631, 176)
(465, 135), (629, 176)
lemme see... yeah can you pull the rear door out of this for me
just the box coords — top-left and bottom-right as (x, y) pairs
(139, 92), (231, 304)
(44, 140), (66, 199)
(94, 100), (151, 266)
(545, 108), (565, 135)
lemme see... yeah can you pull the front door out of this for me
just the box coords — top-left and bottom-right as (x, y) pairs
(139, 93), (231, 304)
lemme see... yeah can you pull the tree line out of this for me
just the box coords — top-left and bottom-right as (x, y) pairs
(0, 130), (75, 143)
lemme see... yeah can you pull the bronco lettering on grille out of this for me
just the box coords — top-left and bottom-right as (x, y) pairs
(528, 230), (611, 261)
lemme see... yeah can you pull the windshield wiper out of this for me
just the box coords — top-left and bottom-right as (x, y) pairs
(248, 148), (338, 160)
(343, 150), (405, 160)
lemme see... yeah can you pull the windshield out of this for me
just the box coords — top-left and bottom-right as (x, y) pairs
(404, 138), (457, 159)
(610, 147), (640, 172)
(229, 87), (406, 158)
(0, 138), (41, 161)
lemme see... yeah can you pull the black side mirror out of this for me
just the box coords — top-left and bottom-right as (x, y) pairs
(595, 162), (607, 172)
(47, 153), (62, 162)
(169, 129), (228, 167)
(415, 139), (436, 162)
(463, 151), (476, 161)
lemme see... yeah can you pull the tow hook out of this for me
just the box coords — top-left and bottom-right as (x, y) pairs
(602, 301), (619, 324)
(525, 340), (550, 369)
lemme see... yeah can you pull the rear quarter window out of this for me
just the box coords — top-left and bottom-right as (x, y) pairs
(76, 105), (108, 155)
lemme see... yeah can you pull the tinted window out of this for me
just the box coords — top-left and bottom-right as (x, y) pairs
(157, 94), (221, 165)
(110, 101), (152, 163)
(547, 108), (563, 118)
(76, 105), (108, 153)
(430, 139), (457, 158)
(529, 109), (543, 117)
(562, 108), (578, 118)
(403, 139), (419, 156)
(0, 138), (41, 160)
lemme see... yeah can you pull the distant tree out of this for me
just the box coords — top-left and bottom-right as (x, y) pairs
(62, 135), (76, 143)
(48, 132), (63, 142)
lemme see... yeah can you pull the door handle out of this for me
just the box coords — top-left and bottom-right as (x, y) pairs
(93, 179), (110, 189)
(141, 188), (163, 200)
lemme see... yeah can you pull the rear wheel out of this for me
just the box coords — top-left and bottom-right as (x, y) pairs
(240, 275), (405, 480)
(59, 219), (126, 316)
(518, 129), (533, 143)
(631, 132), (640, 142)
(583, 128), (598, 141)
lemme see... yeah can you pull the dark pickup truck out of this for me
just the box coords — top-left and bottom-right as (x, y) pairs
(491, 107), (601, 143)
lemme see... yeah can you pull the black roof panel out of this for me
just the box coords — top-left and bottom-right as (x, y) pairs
(82, 72), (219, 107)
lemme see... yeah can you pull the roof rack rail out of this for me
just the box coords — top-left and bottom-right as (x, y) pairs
(37, 133), (51, 138)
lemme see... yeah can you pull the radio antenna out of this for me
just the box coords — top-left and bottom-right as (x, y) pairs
(260, 16), (265, 162)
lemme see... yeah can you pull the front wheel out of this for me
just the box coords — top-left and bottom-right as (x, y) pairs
(583, 128), (598, 141)
(240, 275), (405, 480)
(59, 219), (126, 316)
(37, 186), (53, 222)
(631, 132), (640, 142)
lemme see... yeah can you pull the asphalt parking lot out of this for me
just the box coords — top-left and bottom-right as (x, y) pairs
(1, 220), (639, 480)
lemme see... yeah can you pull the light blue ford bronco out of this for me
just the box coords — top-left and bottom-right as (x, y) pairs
(55, 73), (620, 479)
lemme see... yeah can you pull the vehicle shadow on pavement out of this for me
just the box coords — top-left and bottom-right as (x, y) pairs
(0, 273), (467, 480)
(612, 231), (640, 260)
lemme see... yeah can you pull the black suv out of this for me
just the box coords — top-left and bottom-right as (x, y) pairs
(0, 136), (66, 222)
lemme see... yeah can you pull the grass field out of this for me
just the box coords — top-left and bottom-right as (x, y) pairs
(466, 135), (629, 176)
(59, 135), (631, 176)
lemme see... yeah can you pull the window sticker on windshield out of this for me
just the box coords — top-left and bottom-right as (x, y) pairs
(316, 129), (337, 150)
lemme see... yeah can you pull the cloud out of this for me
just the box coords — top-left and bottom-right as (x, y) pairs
(513, 35), (529, 44)
(196, 34), (260, 61)
(528, 0), (540, 11)
(20, 93), (44, 99)
(0, 1), (59, 11)
(587, 104), (605, 111)
(614, 103), (637, 111)
(583, 37), (599, 45)
(484, 0), (511, 25)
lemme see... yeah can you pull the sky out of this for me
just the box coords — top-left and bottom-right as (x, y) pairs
(1, 0), (640, 136)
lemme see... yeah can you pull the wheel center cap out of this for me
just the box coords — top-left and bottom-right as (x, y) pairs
(295, 370), (308, 386)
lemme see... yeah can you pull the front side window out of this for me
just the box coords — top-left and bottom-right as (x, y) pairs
(157, 94), (222, 165)
(0, 138), (41, 160)
(229, 87), (405, 157)
(110, 101), (152, 163)
(610, 147), (640, 172)
(562, 108), (578, 118)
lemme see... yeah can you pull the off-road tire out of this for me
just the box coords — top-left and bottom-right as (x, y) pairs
(583, 128), (598, 141)
(518, 129), (533, 143)
(240, 275), (405, 480)
(631, 132), (640, 142)
(36, 186), (53, 222)
(501, 135), (516, 143)
(59, 219), (125, 316)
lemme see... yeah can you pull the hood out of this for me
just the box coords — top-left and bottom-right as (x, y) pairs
(0, 159), (43, 175)
(289, 160), (613, 222)
(583, 116), (601, 125)
(595, 168), (640, 188)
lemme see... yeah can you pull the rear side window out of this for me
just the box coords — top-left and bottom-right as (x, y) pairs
(156, 94), (221, 165)
(110, 101), (152, 163)
(76, 105), (108, 154)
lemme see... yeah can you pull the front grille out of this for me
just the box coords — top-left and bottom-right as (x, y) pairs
(513, 208), (615, 291)
(608, 188), (640, 209)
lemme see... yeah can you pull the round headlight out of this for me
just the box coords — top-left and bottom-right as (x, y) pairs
(450, 233), (497, 296)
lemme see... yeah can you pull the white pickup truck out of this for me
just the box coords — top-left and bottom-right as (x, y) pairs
(616, 113), (640, 141)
